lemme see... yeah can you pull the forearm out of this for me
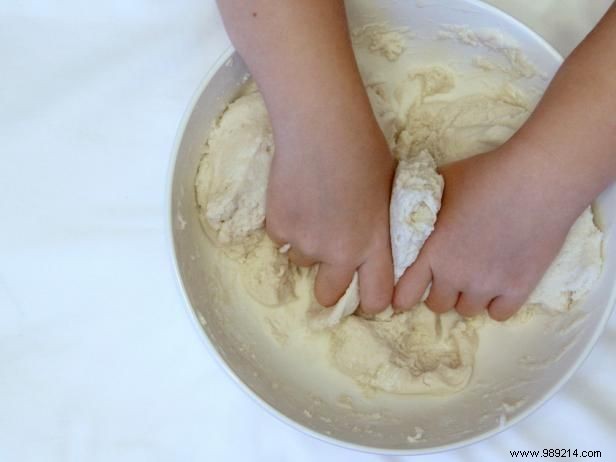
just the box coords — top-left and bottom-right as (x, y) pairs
(216, 0), (373, 128)
(509, 4), (616, 215)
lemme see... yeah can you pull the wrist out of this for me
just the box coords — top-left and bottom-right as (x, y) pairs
(263, 66), (372, 125)
(499, 137), (593, 221)
(266, 76), (384, 155)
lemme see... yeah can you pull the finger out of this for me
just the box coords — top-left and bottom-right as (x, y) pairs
(487, 294), (526, 321)
(425, 277), (460, 314)
(287, 247), (317, 267)
(264, 221), (286, 247)
(358, 248), (395, 315)
(455, 292), (494, 318)
(393, 256), (432, 312)
(314, 263), (356, 307)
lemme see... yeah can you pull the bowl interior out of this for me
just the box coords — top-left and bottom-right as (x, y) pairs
(170, 0), (616, 454)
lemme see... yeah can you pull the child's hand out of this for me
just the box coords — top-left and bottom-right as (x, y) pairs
(216, 0), (398, 313)
(266, 106), (395, 314)
(392, 3), (616, 320)
(393, 146), (577, 320)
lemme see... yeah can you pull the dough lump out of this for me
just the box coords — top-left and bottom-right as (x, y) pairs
(390, 150), (443, 281)
(195, 87), (272, 256)
(195, 63), (603, 395)
(331, 308), (478, 394)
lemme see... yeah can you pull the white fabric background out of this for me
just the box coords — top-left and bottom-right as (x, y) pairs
(1, 1), (614, 460)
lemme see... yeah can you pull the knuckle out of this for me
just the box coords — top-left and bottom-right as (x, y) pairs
(504, 280), (532, 302)
(326, 243), (359, 268)
(265, 212), (289, 237)
(294, 234), (320, 259)
(265, 222), (287, 244)
(466, 272), (505, 297)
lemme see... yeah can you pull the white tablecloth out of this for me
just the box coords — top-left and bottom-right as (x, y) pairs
(1, 1), (614, 460)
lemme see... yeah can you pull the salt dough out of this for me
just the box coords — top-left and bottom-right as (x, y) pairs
(239, 233), (297, 307)
(195, 89), (273, 256)
(390, 150), (443, 281)
(331, 308), (478, 394)
(195, 64), (603, 394)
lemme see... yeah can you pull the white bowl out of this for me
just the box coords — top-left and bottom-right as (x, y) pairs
(168, 0), (616, 454)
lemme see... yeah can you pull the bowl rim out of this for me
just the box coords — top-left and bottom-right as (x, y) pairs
(166, 0), (615, 455)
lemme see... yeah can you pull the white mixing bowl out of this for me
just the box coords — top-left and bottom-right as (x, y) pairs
(168, 0), (616, 454)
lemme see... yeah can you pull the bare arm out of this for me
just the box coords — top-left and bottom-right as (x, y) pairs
(216, 1), (372, 130)
(511, 3), (616, 218)
(217, 1), (395, 313)
(395, 4), (616, 319)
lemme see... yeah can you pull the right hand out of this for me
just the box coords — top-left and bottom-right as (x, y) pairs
(266, 102), (396, 314)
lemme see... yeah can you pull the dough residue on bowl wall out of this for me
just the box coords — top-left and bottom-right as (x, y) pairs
(193, 23), (604, 397)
